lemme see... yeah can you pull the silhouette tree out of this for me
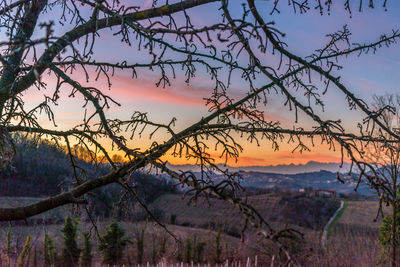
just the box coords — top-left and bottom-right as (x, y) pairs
(0, 0), (399, 265)
(367, 94), (400, 267)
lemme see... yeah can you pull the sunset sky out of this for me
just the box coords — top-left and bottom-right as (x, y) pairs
(22, 0), (400, 167)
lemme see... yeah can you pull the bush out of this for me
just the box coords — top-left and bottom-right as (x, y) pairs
(379, 213), (400, 263)
(134, 224), (146, 264)
(214, 229), (222, 263)
(99, 221), (129, 265)
(170, 214), (177, 225)
(81, 232), (93, 267)
(180, 235), (207, 263)
(184, 237), (193, 263)
(43, 234), (57, 267)
(62, 217), (81, 267)
(193, 236), (206, 263)
(16, 235), (32, 267)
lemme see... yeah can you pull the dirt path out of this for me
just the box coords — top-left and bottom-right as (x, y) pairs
(321, 200), (344, 250)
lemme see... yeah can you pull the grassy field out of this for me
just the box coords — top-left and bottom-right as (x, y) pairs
(314, 201), (386, 266)
(0, 220), (242, 266)
(151, 193), (338, 231)
(1, 195), (384, 266)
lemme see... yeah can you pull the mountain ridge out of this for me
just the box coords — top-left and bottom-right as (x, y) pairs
(167, 160), (352, 175)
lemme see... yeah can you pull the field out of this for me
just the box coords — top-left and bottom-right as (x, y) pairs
(0, 195), (388, 266)
(309, 201), (387, 266)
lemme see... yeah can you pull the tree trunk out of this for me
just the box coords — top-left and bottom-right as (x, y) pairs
(392, 204), (397, 267)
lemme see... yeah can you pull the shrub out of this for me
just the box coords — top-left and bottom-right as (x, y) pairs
(5, 226), (11, 267)
(379, 213), (400, 264)
(159, 234), (167, 259)
(81, 233), (93, 267)
(43, 234), (57, 267)
(184, 237), (193, 263)
(170, 214), (177, 225)
(62, 217), (81, 267)
(214, 229), (222, 263)
(134, 224), (146, 264)
(193, 236), (206, 263)
(99, 221), (129, 265)
(180, 235), (207, 263)
(16, 235), (31, 267)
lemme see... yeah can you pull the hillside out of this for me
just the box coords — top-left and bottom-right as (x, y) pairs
(168, 161), (352, 174)
(209, 170), (374, 195)
(151, 193), (340, 233)
(321, 201), (385, 267)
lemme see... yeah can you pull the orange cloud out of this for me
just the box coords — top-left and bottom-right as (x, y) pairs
(106, 73), (210, 107)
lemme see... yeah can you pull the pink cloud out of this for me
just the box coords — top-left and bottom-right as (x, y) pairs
(110, 74), (208, 107)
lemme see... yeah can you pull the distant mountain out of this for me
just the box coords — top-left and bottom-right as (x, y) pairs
(164, 161), (373, 195)
(167, 161), (352, 174)
(209, 170), (374, 195)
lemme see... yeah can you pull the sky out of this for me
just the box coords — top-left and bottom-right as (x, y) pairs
(21, 0), (400, 167)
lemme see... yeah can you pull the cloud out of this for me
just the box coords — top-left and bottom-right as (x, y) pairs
(110, 73), (209, 107)
(272, 150), (344, 164)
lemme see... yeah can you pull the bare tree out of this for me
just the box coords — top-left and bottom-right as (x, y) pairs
(0, 0), (399, 265)
(366, 94), (400, 267)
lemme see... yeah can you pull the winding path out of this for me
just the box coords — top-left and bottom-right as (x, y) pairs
(321, 200), (345, 250)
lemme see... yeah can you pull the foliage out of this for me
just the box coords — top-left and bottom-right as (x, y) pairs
(99, 221), (129, 265)
(159, 234), (167, 259)
(182, 235), (207, 263)
(214, 229), (223, 263)
(193, 235), (207, 263)
(5, 225), (11, 267)
(184, 237), (193, 263)
(379, 213), (400, 256)
(43, 234), (57, 267)
(134, 224), (147, 264)
(81, 232), (93, 267)
(170, 214), (177, 225)
(16, 235), (31, 267)
(61, 217), (81, 267)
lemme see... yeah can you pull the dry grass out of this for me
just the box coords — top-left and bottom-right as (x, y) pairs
(307, 200), (386, 267)
(0, 220), (241, 266)
(1, 196), (386, 266)
(336, 201), (385, 227)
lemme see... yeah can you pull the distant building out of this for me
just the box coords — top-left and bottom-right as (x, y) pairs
(298, 187), (337, 198)
(315, 188), (337, 198)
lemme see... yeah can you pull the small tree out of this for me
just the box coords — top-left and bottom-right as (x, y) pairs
(193, 236), (206, 263)
(159, 234), (168, 260)
(214, 229), (223, 263)
(16, 235), (31, 267)
(43, 234), (57, 267)
(170, 214), (177, 225)
(80, 233), (93, 267)
(184, 237), (193, 263)
(99, 221), (129, 265)
(62, 217), (81, 267)
(134, 224), (147, 265)
(151, 233), (158, 265)
(379, 212), (400, 266)
(5, 226), (12, 267)
(368, 94), (400, 267)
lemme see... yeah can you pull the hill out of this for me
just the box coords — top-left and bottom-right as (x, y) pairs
(151, 193), (340, 233)
(167, 161), (352, 174)
(207, 170), (374, 195)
